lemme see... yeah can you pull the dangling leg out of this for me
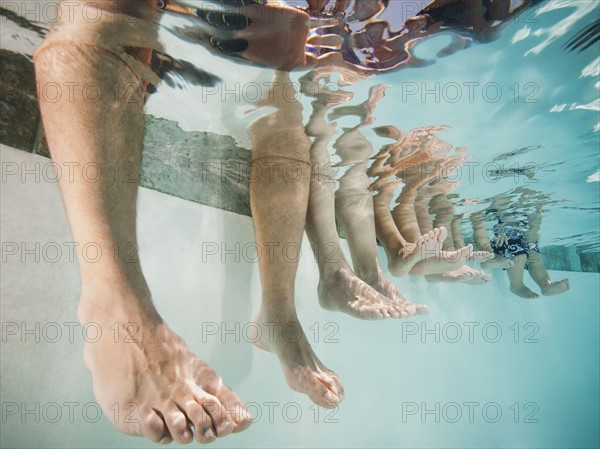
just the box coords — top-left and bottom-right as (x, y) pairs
(524, 210), (569, 296)
(472, 212), (513, 269)
(304, 97), (410, 319)
(411, 193), (475, 275)
(374, 179), (446, 276)
(526, 251), (570, 296)
(249, 72), (344, 408)
(420, 195), (491, 281)
(336, 163), (427, 314)
(35, 1), (250, 443)
(507, 254), (539, 298)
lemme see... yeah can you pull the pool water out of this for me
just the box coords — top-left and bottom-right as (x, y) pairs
(1, 0), (599, 448)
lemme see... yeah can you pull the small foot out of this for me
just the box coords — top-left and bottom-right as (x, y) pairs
(481, 255), (514, 270)
(541, 279), (570, 296)
(468, 251), (495, 263)
(510, 285), (540, 299)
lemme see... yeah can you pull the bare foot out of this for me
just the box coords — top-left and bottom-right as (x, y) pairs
(510, 284), (540, 299)
(468, 251), (495, 263)
(426, 266), (492, 285)
(387, 227), (448, 277)
(410, 244), (474, 276)
(371, 268), (429, 315)
(481, 255), (515, 270)
(252, 309), (344, 408)
(318, 267), (410, 319)
(78, 283), (252, 444)
(541, 279), (570, 296)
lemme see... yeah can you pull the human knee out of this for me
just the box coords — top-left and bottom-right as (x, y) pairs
(34, 1), (163, 89)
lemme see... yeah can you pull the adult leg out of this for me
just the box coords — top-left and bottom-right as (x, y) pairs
(304, 96), (409, 318)
(249, 72), (344, 408)
(419, 194), (491, 280)
(410, 193), (476, 276)
(334, 135), (425, 313)
(330, 87), (427, 312)
(373, 179), (445, 277)
(35, 1), (250, 443)
(392, 176), (423, 244)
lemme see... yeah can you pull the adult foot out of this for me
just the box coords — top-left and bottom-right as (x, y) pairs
(426, 266), (492, 285)
(468, 251), (495, 263)
(387, 227), (448, 277)
(252, 309), (344, 408)
(78, 283), (251, 444)
(510, 284), (540, 299)
(481, 255), (514, 269)
(371, 269), (429, 315)
(318, 267), (409, 319)
(410, 243), (474, 276)
(541, 279), (570, 296)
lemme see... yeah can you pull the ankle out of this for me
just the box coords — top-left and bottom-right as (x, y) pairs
(255, 304), (298, 324)
(354, 267), (379, 286)
(319, 263), (351, 283)
(78, 277), (158, 324)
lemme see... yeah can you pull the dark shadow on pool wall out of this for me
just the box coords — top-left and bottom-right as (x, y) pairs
(1, 48), (598, 274)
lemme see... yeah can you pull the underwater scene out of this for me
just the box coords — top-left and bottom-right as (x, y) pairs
(1, 0), (599, 448)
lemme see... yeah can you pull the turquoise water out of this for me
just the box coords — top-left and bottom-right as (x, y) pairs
(1, 160), (598, 447)
(1, 0), (599, 448)
(144, 0), (600, 250)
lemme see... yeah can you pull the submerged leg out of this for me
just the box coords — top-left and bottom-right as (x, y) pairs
(472, 212), (514, 269)
(507, 254), (539, 298)
(527, 251), (570, 296)
(392, 180), (423, 244)
(373, 180), (446, 277)
(304, 98), (409, 319)
(249, 72), (344, 408)
(331, 92), (426, 313)
(411, 194), (491, 275)
(524, 211), (569, 296)
(34, 1), (250, 443)
(336, 160), (425, 314)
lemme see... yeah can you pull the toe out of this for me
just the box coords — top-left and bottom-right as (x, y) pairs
(325, 372), (345, 401)
(415, 303), (429, 315)
(404, 304), (417, 316)
(163, 405), (193, 444)
(307, 374), (342, 408)
(356, 302), (383, 319)
(195, 393), (234, 437)
(334, 380), (345, 402)
(386, 302), (401, 318)
(438, 227), (448, 242)
(181, 400), (215, 444)
(140, 409), (172, 444)
(215, 387), (253, 433)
